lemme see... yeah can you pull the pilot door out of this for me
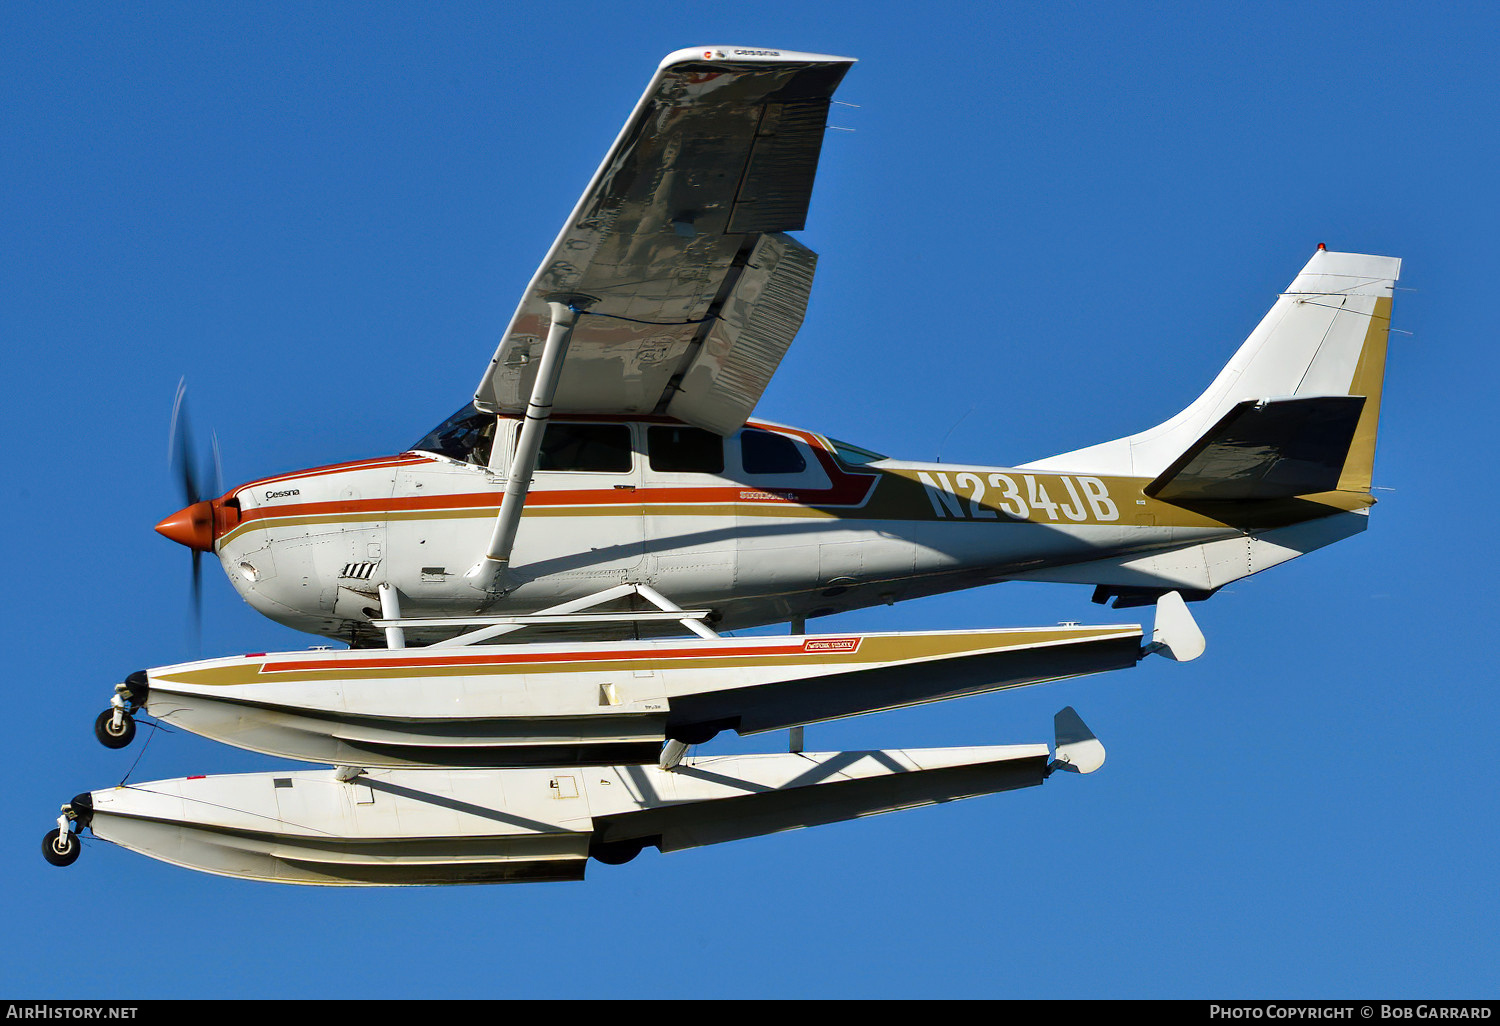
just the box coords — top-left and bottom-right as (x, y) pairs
(502, 420), (646, 584)
(385, 417), (508, 608)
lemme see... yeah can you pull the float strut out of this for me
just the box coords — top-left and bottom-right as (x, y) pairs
(660, 739), (689, 771)
(378, 584), (406, 650)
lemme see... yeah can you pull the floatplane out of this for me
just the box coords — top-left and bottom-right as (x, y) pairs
(46, 46), (1398, 884)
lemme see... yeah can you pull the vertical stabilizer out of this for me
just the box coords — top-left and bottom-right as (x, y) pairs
(1022, 248), (1400, 488)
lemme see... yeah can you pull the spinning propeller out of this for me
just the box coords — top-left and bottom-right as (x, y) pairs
(155, 379), (223, 636)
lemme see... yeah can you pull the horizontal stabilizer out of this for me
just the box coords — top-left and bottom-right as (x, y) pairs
(1145, 395), (1366, 503)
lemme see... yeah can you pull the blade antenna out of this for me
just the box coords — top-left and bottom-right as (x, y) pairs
(935, 405), (975, 463)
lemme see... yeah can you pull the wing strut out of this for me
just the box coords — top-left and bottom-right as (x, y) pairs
(466, 297), (589, 593)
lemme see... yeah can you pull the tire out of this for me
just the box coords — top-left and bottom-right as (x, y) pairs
(42, 830), (80, 867)
(94, 709), (136, 749)
(591, 839), (644, 866)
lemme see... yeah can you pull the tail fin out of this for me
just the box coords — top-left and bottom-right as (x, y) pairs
(1022, 247), (1400, 493)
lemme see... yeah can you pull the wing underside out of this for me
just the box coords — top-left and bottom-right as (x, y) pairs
(474, 47), (855, 435)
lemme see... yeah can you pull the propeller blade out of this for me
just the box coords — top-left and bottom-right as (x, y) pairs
(168, 377), (219, 653)
(191, 549), (203, 652)
(209, 430), (224, 499)
(167, 377), (187, 467)
(168, 377), (203, 506)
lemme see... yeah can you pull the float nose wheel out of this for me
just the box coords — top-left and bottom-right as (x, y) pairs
(41, 804), (85, 867)
(42, 829), (80, 866)
(94, 681), (141, 749)
(94, 708), (135, 748)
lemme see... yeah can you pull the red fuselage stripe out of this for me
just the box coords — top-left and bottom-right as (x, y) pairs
(234, 482), (874, 525)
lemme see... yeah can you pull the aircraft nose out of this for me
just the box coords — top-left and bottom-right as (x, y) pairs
(156, 501), (215, 551)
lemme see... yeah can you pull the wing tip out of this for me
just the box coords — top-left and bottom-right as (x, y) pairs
(659, 46), (857, 70)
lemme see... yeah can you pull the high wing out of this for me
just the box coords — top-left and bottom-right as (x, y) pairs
(473, 46), (856, 436)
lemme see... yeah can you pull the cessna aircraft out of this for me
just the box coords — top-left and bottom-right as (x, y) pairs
(154, 47), (1400, 652)
(45, 46), (1397, 885)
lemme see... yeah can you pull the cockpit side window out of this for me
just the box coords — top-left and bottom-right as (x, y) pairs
(741, 428), (807, 475)
(536, 423), (633, 473)
(411, 404), (496, 466)
(648, 426), (724, 474)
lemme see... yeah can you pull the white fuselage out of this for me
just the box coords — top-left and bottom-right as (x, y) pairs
(210, 417), (1364, 644)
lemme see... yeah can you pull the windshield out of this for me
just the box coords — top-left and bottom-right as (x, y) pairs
(411, 403), (496, 466)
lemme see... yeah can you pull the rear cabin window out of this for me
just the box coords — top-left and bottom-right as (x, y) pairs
(741, 429), (807, 475)
(536, 423), (632, 473)
(648, 426), (724, 474)
(829, 438), (887, 466)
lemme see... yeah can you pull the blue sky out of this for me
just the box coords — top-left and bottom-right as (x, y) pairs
(4, 1), (1497, 999)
